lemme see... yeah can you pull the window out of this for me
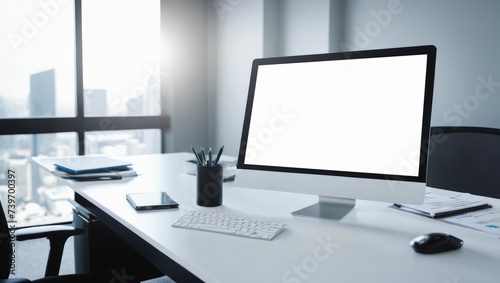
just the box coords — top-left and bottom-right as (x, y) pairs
(0, 0), (76, 118)
(85, 129), (161, 156)
(0, 133), (77, 226)
(82, 0), (161, 117)
(0, 0), (165, 227)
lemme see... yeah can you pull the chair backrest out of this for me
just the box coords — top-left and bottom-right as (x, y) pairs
(0, 201), (13, 279)
(427, 126), (500, 198)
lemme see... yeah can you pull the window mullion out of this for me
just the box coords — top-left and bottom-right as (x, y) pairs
(75, 0), (85, 155)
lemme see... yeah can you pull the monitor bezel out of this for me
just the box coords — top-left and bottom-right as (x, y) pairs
(237, 45), (436, 184)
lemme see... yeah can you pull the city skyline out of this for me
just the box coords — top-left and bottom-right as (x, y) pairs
(0, 0), (161, 118)
(0, 0), (162, 227)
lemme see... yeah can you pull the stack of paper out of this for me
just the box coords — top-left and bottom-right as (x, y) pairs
(53, 156), (136, 181)
(394, 192), (492, 218)
(442, 208), (500, 237)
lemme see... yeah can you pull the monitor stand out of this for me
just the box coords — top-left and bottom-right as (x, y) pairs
(292, 196), (355, 220)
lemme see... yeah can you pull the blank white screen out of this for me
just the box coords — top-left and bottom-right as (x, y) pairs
(244, 55), (428, 177)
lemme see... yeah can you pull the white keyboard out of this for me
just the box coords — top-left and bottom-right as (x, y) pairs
(172, 210), (286, 240)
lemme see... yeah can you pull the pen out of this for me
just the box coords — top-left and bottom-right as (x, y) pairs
(201, 147), (207, 166)
(214, 144), (224, 166)
(63, 174), (122, 181)
(191, 146), (202, 165)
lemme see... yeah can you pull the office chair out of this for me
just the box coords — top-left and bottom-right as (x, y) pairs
(427, 126), (500, 199)
(0, 202), (107, 283)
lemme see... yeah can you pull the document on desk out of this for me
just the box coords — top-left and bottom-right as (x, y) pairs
(442, 207), (500, 237)
(33, 155), (137, 181)
(393, 192), (491, 218)
(54, 155), (132, 174)
(54, 167), (137, 180)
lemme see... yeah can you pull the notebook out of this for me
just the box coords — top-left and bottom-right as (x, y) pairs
(54, 156), (132, 174)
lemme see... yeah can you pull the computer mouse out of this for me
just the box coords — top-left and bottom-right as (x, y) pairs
(410, 232), (463, 254)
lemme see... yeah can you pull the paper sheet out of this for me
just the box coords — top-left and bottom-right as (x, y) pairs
(395, 192), (490, 218)
(442, 207), (500, 237)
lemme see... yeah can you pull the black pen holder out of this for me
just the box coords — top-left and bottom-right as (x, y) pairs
(196, 165), (223, 207)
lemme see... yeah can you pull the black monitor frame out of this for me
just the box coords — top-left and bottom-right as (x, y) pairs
(238, 45), (437, 183)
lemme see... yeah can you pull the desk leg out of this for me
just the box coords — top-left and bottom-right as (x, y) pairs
(72, 203), (163, 282)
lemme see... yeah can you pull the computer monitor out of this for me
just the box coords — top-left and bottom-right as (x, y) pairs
(235, 45), (436, 220)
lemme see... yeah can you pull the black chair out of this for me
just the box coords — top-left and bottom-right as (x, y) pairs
(427, 126), (500, 198)
(0, 202), (107, 283)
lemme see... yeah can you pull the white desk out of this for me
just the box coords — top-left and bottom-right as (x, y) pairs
(36, 153), (500, 282)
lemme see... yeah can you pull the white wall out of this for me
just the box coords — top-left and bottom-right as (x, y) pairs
(275, 0), (331, 56)
(340, 0), (500, 128)
(208, 0), (333, 156)
(207, 0), (265, 156)
(175, 0), (500, 155)
(162, 0), (208, 152)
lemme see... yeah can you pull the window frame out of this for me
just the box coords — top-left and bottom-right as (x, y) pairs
(0, 0), (168, 155)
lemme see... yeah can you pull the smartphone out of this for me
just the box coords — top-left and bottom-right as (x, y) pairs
(126, 192), (179, 210)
